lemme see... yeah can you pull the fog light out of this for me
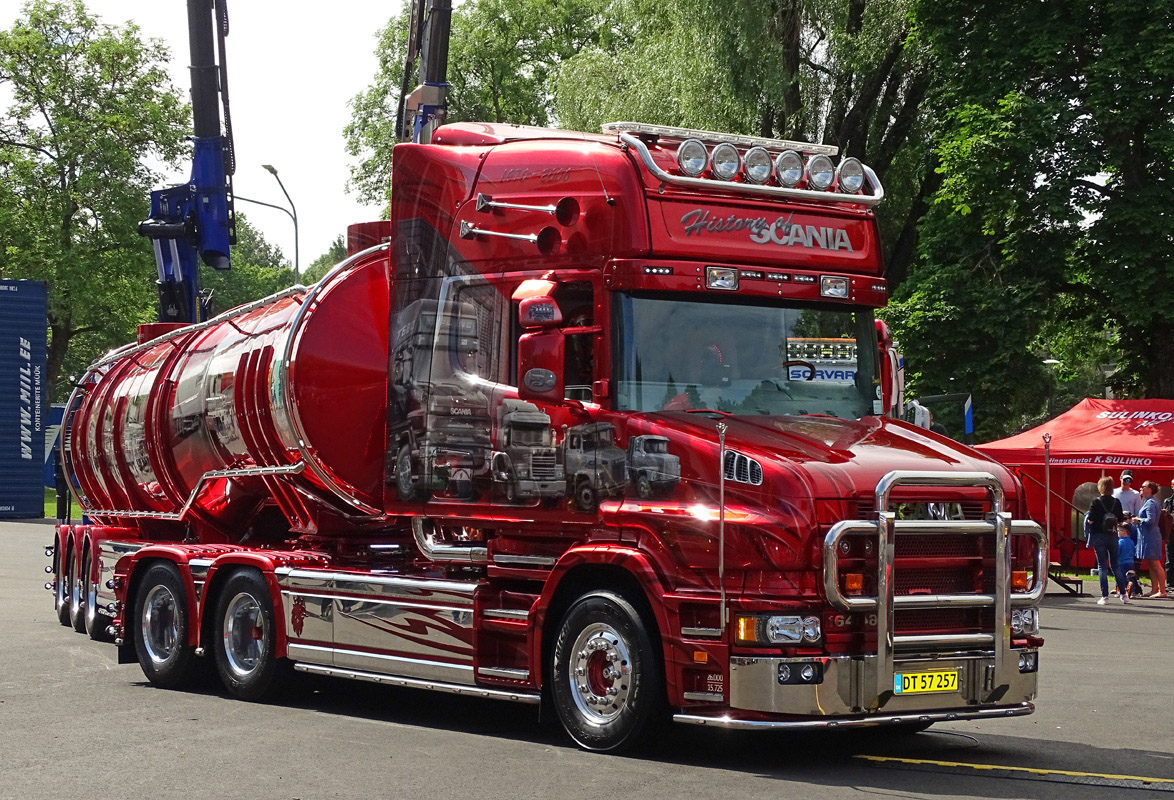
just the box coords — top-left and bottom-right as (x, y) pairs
(777, 660), (824, 685)
(1018, 651), (1038, 673)
(743, 147), (772, 184)
(774, 150), (803, 187)
(710, 142), (741, 180)
(778, 664), (791, 682)
(800, 664), (816, 682)
(836, 157), (865, 193)
(806, 154), (835, 190)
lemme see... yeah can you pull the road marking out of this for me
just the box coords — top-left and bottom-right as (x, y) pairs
(856, 755), (1174, 790)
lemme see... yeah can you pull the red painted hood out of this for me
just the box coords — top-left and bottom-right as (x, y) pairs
(656, 413), (1019, 502)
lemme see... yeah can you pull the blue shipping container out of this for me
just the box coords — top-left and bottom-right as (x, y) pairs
(0, 280), (48, 518)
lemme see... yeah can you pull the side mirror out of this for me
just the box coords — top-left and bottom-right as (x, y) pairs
(518, 329), (564, 403)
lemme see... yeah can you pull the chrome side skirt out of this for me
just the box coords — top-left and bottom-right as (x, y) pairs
(292, 662), (541, 704)
(674, 702), (1034, 731)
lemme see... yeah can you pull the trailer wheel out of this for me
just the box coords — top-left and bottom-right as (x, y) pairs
(55, 542), (71, 626)
(133, 562), (200, 689)
(84, 545), (109, 640)
(212, 570), (285, 701)
(69, 549), (88, 633)
(551, 591), (663, 752)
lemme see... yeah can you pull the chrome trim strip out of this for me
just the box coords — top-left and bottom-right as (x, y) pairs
(292, 662), (541, 704)
(895, 633), (994, 650)
(483, 609), (530, 621)
(288, 643), (473, 676)
(617, 132), (884, 207)
(287, 591), (470, 615)
(683, 691), (725, 703)
(490, 553), (555, 567)
(275, 568), (478, 598)
(477, 667), (530, 680)
(681, 626), (723, 639)
(673, 703), (1034, 731)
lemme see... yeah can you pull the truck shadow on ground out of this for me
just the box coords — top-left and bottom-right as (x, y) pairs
(157, 673), (1172, 798)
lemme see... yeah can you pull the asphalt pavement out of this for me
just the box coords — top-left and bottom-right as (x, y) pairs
(3, 518), (1173, 799)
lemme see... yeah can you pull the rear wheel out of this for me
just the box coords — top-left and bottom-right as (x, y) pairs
(85, 544), (110, 640)
(54, 542), (71, 626)
(69, 549), (87, 633)
(551, 591), (663, 752)
(212, 570), (286, 701)
(133, 562), (201, 689)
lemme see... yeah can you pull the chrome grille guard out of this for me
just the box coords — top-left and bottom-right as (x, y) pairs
(822, 471), (1048, 708)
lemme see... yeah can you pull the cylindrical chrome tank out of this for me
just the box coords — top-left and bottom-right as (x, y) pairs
(65, 247), (390, 536)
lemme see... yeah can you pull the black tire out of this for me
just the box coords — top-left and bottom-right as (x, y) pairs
(133, 562), (201, 689)
(574, 478), (598, 513)
(212, 569), (286, 701)
(635, 474), (653, 499)
(55, 542), (71, 626)
(69, 548), (87, 633)
(84, 544), (110, 641)
(396, 444), (416, 501)
(551, 590), (663, 752)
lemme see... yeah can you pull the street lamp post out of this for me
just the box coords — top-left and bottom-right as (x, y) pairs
(262, 164), (299, 281)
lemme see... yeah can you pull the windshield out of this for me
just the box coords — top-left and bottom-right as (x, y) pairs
(512, 425), (551, 446)
(613, 293), (879, 419)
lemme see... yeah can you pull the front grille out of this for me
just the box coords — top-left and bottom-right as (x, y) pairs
(723, 451), (763, 485)
(895, 534), (984, 559)
(531, 452), (559, 479)
(896, 608), (994, 636)
(894, 568), (975, 596)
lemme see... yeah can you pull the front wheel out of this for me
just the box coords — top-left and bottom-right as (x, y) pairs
(396, 445), (416, 501)
(550, 591), (663, 752)
(212, 570), (285, 701)
(133, 562), (201, 689)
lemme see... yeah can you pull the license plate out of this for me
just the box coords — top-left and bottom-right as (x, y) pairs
(893, 670), (959, 695)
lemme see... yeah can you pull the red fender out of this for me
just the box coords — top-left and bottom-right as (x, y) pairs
(530, 543), (675, 689)
(121, 544), (242, 647)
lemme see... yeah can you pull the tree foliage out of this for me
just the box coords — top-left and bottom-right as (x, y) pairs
(890, 0), (1174, 434)
(200, 214), (293, 314)
(302, 234), (348, 284)
(0, 0), (188, 399)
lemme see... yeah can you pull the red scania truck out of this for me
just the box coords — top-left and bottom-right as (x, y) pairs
(48, 118), (1047, 752)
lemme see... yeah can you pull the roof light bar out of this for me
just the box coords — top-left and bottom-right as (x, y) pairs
(602, 121), (838, 156)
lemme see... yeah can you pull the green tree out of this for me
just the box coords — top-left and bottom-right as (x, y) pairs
(902, 0), (1174, 416)
(344, 0), (606, 206)
(200, 214), (293, 314)
(0, 0), (188, 399)
(302, 234), (348, 284)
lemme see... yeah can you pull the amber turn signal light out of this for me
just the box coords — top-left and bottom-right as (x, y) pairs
(844, 573), (864, 594)
(1011, 570), (1029, 591)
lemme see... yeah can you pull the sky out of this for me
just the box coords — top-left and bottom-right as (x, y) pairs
(1, 0), (401, 276)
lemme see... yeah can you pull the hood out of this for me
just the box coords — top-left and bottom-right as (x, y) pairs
(651, 412), (1018, 502)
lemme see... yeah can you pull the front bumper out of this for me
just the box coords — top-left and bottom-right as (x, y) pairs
(726, 651), (1038, 717)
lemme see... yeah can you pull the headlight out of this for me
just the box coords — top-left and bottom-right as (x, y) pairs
(743, 146), (772, 184)
(836, 157), (865, 193)
(677, 139), (708, 177)
(710, 143), (741, 180)
(806, 154), (835, 190)
(774, 150), (803, 187)
(736, 614), (822, 645)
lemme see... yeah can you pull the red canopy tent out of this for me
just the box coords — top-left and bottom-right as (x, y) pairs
(977, 398), (1174, 568)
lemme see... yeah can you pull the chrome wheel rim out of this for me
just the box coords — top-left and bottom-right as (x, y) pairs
(223, 592), (268, 678)
(86, 578), (98, 627)
(141, 583), (181, 665)
(569, 622), (633, 725)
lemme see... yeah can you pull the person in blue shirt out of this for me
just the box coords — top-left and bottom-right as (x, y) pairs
(1134, 480), (1167, 597)
(1117, 523), (1143, 603)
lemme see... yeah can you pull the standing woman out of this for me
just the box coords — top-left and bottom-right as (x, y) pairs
(1135, 481), (1167, 597)
(1087, 476), (1124, 605)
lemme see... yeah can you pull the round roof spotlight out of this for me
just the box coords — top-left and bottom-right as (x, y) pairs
(806, 154), (835, 190)
(677, 138), (708, 177)
(744, 146), (773, 184)
(710, 142), (741, 181)
(774, 150), (803, 187)
(836, 157), (866, 194)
